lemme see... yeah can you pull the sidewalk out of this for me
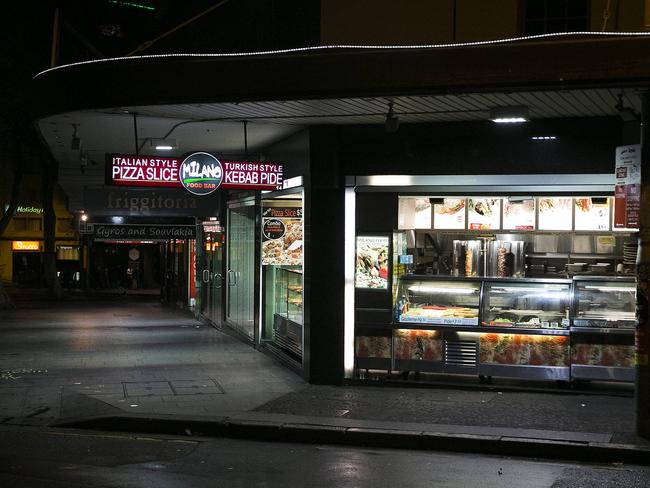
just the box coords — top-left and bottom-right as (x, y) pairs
(1, 298), (649, 464)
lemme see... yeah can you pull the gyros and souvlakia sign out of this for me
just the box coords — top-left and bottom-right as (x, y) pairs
(107, 153), (283, 195)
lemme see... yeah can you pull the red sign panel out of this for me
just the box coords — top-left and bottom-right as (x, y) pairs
(107, 155), (181, 187)
(107, 154), (283, 191)
(614, 145), (641, 229)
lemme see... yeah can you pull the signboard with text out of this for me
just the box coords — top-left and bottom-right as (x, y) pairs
(83, 187), (220, 217)
(614, 144), (641, 229)
(106, 153), (283, 193)
(93, 224), (196, 240)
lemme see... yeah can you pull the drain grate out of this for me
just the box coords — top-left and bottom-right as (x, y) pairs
(122, 378), (224, 397)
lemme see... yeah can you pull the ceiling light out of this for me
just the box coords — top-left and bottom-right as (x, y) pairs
(150, 138), (177, 151)
(385, 102), (400, 133)
(531, 136), (557, 140)
(489, 106), (529, 123)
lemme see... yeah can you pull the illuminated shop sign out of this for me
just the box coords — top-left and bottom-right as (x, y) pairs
(16, 206), (43, 214)
(12, 241), (40, 251)
(106, 153), (283, 194)
(179, 152), (223, 195)
(107, 154), (181, 187)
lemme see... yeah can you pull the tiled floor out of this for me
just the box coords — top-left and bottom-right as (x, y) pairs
(0, 299), (304, 425)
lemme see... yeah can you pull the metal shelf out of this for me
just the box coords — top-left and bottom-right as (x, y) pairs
(570, 326), (635, 335)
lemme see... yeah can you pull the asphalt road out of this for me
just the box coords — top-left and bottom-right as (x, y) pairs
(0, 426), (648, 488)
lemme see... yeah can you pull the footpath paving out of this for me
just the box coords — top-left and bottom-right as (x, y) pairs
(1, 296), (649, 464)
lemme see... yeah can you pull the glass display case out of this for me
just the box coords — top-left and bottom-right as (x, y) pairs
(271, 267), (303, 357)
(481, 279), (571, 330)
(570, 277), (636, 382)
(572, 278), (636, 329)
(395, 277), (481, 326)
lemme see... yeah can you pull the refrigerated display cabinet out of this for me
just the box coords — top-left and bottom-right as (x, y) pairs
(272, 267), (303, 357)
(570, 277), (636, 381)
(395, 277), (481, 326)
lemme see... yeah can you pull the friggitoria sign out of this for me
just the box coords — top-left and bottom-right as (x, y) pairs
(106, 153), (283, 194)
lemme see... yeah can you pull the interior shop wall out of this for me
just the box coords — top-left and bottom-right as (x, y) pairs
(333, 117), (623, 176)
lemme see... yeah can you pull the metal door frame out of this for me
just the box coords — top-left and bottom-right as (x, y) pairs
(225, 194), (261, 345)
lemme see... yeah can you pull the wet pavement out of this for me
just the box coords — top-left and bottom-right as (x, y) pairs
(0, 297), (648, 462)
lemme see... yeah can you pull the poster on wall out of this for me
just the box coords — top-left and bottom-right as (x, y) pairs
(614, 144), (641, 229)
(503, 199), (535, 230)
(261, 206), (303, 265)
(355, 235), (389, 289)
(467, 198), (500, 230)
(537, 198), (572, 230)
(397, 198), (431, 229)
(574, 197), (610, 231)
(433, 198), (466, 230)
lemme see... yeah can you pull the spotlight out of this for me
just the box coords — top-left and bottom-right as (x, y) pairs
(384, 102), (400, 133)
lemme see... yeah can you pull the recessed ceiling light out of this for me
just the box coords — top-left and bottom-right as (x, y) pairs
(531, 136), (557, 140)
(489, 106), (529, 123)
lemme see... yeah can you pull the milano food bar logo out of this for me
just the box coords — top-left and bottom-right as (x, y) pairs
(179, 152), (223, 195)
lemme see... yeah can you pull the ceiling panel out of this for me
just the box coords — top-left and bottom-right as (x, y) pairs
(39, 87), (642, 211)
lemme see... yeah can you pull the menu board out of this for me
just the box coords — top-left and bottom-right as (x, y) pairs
(398, 198), (432, 229)
(574, 198), (610, 231)
(467, 198), (501, 230)
(503, 199), (535, 230)
(261, 206), (303, 265)
(433, 198), (466, 230)
(537, 198), (572, 230)
(356, 235), (389, 289)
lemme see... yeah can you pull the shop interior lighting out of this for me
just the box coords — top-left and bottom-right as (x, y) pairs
(80, 214), (88, 222)
(408, 286), (476, 294)
(584, 286), (635, 293)
(111, 216), (125, 224)
(531, 136), (557, 140)
(489, 106), (529, 123)
(150, 138), (177, 151)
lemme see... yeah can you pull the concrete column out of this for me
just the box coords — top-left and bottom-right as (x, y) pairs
(637, 90), (650, 439)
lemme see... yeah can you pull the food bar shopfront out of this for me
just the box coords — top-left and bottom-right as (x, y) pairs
(341, 120), (639, 387)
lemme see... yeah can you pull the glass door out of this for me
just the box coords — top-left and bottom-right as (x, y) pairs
(204, 230), (224, 325)
(227, 201), (256, 340)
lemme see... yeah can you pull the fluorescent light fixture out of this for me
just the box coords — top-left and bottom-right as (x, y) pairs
(584, 286), (635, 293)
(344, 187), (356, 378)
(489, 106), (529, 123)
(408, 286), (476, 294)
(150, 138), (177, 151)
(531, 136), (557, 140)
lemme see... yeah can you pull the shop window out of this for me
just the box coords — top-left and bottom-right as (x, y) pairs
(13, 218), (42, 232)
(524, 0), (589, 35)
